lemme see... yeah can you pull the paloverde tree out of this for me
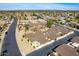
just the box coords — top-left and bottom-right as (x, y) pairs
(24, 23), (29, 32)
(47, 19), (55, 28)
(23, 23), (30, 39)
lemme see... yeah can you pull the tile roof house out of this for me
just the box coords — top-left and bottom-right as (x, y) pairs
(71, 36), (79, 43)
(55, 44), (78, 56)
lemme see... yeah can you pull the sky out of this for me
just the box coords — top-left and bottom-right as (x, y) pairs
(0, 3), (79, 10)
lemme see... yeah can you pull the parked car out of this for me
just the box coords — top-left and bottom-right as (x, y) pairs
(5, 32), (8, 35)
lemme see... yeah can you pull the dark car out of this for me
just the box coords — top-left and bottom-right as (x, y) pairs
(1, 50), (8, 56)
(5, 32), (8, 35)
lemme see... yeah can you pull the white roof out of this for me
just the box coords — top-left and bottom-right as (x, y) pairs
(72, 43), (79, 47)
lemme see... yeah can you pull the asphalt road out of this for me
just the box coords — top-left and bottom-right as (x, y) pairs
(1, 17), (21, 56)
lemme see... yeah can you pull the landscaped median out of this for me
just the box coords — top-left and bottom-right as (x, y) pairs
(15, 23), (34, 56)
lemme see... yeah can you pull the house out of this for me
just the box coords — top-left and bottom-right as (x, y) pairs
(54, 44), (78, 56)
(71, 36), (79, 43)
(65, 21), (79, 29)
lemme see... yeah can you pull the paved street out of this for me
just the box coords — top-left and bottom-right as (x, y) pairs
(1, 17), (21, 56)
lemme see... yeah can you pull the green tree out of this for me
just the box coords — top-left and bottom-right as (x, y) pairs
(64, 18), (70, 22)
(0, 16), (2, 20)
(76, 25), (79, 29)
(47, 19), (54, 28)
(24, 23), (29, 32)
(0, 26), (2, 30)
(10, 16), (13, 20)
(75, 17), (79, 22)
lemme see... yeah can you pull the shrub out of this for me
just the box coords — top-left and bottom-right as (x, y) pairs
(47, 19), (55, 28)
